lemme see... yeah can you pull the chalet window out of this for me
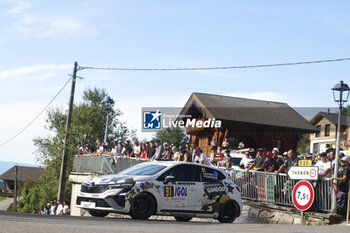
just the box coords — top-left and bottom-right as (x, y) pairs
(316, 125), (321, 137)
(325, 124), (330, 137)
(313, 143), (318, 154)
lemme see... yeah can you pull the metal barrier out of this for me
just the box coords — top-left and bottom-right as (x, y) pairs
(231, 169), (332, 213)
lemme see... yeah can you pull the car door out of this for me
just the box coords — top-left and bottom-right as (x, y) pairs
(196, 166), (228, 212)
(157, 164), (200, 212)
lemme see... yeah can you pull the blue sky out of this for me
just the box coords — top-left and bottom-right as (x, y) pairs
(0, 0), (350, 164)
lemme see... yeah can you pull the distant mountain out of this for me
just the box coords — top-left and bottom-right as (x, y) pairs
(0, 161), (40, 176)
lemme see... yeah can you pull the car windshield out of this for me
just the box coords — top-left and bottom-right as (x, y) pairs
(117, 163), (167, 176)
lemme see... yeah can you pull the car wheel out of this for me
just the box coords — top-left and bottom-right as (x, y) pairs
(130, 193), (155, 220)
(174, 216), (192, 222)
(217, 201), (236, 223)
(88, 210), (109, 217)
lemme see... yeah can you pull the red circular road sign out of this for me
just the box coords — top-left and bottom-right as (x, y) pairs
(292, 180), (314, 211)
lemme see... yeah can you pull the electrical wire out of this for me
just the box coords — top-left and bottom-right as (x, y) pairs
(0, 77), (73, 148)
(79, 57), (350, 71)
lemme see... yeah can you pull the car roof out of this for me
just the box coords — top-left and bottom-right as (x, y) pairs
(145, 161), (230, 177)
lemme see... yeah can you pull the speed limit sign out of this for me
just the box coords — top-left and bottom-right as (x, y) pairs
(292, 180), (314, 211)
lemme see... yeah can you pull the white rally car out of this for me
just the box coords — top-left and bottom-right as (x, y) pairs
(76, 161), (242, 223)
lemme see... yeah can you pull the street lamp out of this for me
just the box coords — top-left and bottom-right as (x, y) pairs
(331, 80), (350, 213)
(104, 97), (114, 144)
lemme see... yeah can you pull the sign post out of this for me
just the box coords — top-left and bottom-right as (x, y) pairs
(292, 180), (315, 211)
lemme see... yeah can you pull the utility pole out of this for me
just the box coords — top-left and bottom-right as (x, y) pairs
(13, 165), (18, 212)
(57, 61), (78, 202)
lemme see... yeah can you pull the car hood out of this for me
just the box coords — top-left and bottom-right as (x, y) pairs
(84, 174), (152, 185)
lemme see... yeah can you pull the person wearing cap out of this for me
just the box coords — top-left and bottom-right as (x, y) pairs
(277, 149), (299, 174)
(330, 156), (350, 214)
(263, 151), (277, 172)
(305, 153), (316, 165)
(248, 148), (266, 171)
(272, 147), (283, 171)
(316, 152), (332, 178)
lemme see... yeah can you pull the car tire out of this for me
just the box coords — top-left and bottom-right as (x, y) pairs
(174, 216), (192, 222)
(217, 201), (236, 223)
(88, 210), (109, 217)
(130, 193), (155, 220)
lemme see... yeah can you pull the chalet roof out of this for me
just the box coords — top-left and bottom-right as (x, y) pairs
(0, 166), (44, 182)
(310, 112), (350, 126)
(180, 92), (316, 132)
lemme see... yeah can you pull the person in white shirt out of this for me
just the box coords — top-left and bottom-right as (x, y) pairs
(172, 146), (181, 161)
(63, 202), (70, 215)
(239, 152), (254, 169)
(194, 148), (212, 166)
(316, 152), (332, 178)
(50, 201), (57, 215)
(56, 200), (64, 215)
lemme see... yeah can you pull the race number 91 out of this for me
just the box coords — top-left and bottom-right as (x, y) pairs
(164, 186), (174, 197)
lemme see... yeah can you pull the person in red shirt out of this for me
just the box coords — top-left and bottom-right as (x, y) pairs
(141, 143), (148, 159)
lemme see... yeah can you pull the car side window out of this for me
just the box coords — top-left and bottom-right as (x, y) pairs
(200, 166), (226, 182)
(157, 164), (200, 182)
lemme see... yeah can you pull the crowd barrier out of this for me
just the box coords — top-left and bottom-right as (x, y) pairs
(231, 169), (332, 213)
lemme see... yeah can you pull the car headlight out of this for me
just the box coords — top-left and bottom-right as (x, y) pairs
(108, 182), (135, 190)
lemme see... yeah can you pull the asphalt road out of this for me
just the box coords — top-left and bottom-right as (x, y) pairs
(0, 210), (349, 233)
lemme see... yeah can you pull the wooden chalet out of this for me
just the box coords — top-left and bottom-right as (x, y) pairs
(179, 93), (317, 155)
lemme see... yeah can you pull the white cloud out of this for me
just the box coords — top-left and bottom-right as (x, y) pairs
(13, 13), (98, 38)
(0, 64), (71, 80)
(7, 0), (31, 14)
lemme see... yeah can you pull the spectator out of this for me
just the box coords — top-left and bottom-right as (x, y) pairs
(133, 141), (141, 158)
(193, 148), (212, 166)
(209, 146), (218, 165)
(248, 148), (266, 171)
(190, 140), (199, 162)
(272, 147), (283, 171)
(147, 140), (156, 159)
(238, 141), (245, 149)
(43, 206), (48, 215)
(327, 148), (336, 171)
(222, 138), (230, 149)
(177, 146), (190, 162)
(56, 200), (64, 215)
(304, 153), (315, 165)
(46, 204), (51, 214)
(122, 140), (133, 158)
(162, 145), (173, 159)
(263, 152), (277, 172)
(141, 143), (148, 159)
(78, 140), (86, 156)
(239, 151), (254, 169)
(96, 140), (104, 154)
(40, 207), (45, 214)
(315, 152), (331, 178)
(330, 156), (350, 214)
(152, 139), (164, 160)
(219, 149), (232, 167)
(50, 201), (57, 215)
(63, 202), (70, 215)
(172, 146), (180, 161)
(277, 149), (299, 173)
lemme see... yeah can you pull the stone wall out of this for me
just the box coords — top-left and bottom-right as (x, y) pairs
(241, 201), (344, 225)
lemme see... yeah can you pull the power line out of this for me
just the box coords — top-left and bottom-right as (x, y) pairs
(79, 57), (350, 71)
(0, 77), (73, 148)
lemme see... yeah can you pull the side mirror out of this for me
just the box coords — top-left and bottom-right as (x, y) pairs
(164, 175), (175, 184)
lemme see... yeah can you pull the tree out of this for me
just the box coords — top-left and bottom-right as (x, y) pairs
(297, 134), (310, 154)
(16, 87), (136, 213)
(154, 127), (189, 147)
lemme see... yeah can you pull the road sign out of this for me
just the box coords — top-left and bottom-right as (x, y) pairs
(298, 160), (312, 166)
(292, 180), (315, 211)
(287, 166), (318, 180)
(213, 153), (223, 161)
